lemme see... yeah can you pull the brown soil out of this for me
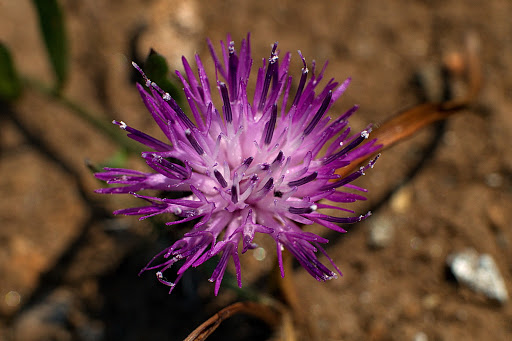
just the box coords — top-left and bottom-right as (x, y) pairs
(1, 0), (511, 340)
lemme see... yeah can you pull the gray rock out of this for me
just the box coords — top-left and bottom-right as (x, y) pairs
(447, 248), (508, 304)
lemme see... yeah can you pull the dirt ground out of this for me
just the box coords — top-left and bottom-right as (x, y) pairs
(1, 0), (511, 340)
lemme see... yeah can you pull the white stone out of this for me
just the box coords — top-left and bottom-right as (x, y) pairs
(447, 248), (508, 303)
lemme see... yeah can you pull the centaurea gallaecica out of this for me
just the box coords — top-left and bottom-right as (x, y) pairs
(95, 34), (381, 295)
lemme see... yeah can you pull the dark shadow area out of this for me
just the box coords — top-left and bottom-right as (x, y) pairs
(97, 244), (272, 341)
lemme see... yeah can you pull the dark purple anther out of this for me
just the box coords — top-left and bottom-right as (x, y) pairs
(219, 82), (233, 123)
(304, 90), (332, 136)
(288, 171), (318, 187)
(185, 129), (204, 155)
(214, 169), (228, 188)
(132, 62), (195, 130)
(263, 104), (278, 145)
(262, 177), (274, 192)
(113, 120), (172, 151)
(228, 41), (239, 99)
(257, 43), (278, 112)
(288, 206), (314, 214)
(321, 168), (363, 191)
(272, 150), (284, 165)
(321, 156), (378, 191)
(143, 153), (190, 180)
(323, 129), (370, 165)
(307, 211), (371, 223)
(243, 157), (254, 167)
(160, 90), (195, 131)
(231, 185), (238, 203)
(292, 51), (308, 107)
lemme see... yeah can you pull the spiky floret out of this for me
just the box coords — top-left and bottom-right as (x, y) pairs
(95, 34), (381, 295)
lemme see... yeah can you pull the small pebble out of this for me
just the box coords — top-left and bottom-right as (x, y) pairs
(368, 217), (394, 248)
(390, 187), (412, 213)
(413, 331), (428, 341)
(447, 248), (508, 304)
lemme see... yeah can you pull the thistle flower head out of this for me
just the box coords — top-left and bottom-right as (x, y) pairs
(95, 34), (380, 295)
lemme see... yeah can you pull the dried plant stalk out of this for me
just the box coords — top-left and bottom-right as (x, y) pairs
(184, 301), (294, 341)
(337, 33), (480, 178)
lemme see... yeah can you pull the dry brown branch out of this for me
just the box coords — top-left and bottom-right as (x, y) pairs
(184, 300), (294, 341)
(336, 33), (481, 178)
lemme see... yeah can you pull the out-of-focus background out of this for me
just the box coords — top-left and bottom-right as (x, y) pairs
(1, 0), (511, 340)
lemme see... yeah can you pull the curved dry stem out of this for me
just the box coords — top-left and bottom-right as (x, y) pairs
(184, 301), (294, 341)
(337, 33), (481, 178)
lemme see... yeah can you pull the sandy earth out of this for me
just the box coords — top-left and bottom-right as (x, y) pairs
(1, 0), (511, 340)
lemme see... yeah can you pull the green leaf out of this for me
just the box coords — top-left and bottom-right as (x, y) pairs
(0, 42), (22, 101)
(101, 149), (129, 169)
(143, 49), (183, 106)
(32, 0), (69, 91)
(87, 149), (129, 175)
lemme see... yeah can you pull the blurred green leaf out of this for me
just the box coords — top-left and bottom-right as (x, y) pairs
(0, 42), (22, 101)
(32, 0), (69, 91)
(144, 49), (183, 106)
(101, 149), (129, 169)
(86, 149), (129, 175)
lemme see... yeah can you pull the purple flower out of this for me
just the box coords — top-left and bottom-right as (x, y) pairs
(95, 34), (380, 295)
